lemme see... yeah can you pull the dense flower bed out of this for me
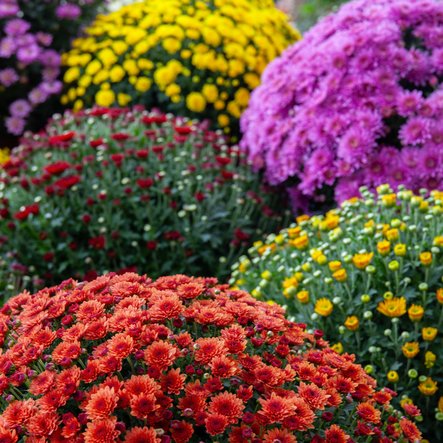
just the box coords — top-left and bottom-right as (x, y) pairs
(61, 0), (299, 137)
(0, 0), (105, 142)
(0, 107), (287, 297)
(241, 0), (443, 211)
(0, 272), (422, 442)
(232, 185), (443, 439)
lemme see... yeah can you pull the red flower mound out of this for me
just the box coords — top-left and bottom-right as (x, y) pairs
(0, 273), (420, 442)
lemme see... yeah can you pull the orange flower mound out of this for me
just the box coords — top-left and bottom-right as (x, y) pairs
(0, 273), (421, 442)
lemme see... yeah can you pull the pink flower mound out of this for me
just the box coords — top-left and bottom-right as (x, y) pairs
(241, 0), (443, 210)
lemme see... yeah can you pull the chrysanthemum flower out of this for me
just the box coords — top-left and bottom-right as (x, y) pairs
(0, 272), (420, 442)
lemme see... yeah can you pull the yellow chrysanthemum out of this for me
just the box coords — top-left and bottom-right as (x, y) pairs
(377, 296), (406, 318)
(401, 341), (419, 359)
(418, 377), (438, 396)
(314, 298), (333, 317)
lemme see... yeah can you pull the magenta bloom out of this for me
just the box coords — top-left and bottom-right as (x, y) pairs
(241, 0), (443, 211)
(55, 4), (81, 20)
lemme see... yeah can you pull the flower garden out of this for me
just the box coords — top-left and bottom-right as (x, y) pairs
(0, 0), (441, 442)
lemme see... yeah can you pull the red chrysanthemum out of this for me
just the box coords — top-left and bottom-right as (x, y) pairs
(170, 420), (194, 443)
(205, 414), (229, 436)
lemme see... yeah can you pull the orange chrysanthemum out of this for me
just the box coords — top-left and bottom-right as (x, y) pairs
(84, 417), (119, 443)
(208, 392), (245, 424)
(263, 428), (297, 443)
(130, 393), (159, 419)
(123, 426), (159, 443)
(160, 368), (186, 395)
(325, 424), (350, 443)
(51, 341), (81, 365)
(259, 393), (295, 423)
(85, 386), (118, 420)
(298, 382), (330, 410)
(144, 340), (177, 370)
(29, 370), (55, 396)
(107, 333), (134, 359)
(194, 337), (227, 365)
(357, 402), (381, 424)
(76, 300), (105, 322)
(149, 292), (184, 322)
(399, 418), (422, 442)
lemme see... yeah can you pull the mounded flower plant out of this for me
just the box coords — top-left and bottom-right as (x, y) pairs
(61, 0), (299, 137)
(0, 0), (106, 143)
(0, 272), (422, 442)
(232, 185), (443, 440)
(241, 0), (443, 211)
(0, 107), (288, 299)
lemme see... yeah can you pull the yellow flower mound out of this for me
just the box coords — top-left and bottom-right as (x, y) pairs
(61, 0), (299, 136)
(231, 184), (443, 433)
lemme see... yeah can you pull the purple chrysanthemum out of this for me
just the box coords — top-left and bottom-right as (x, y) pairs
(0, 0), (106, 138)
(241, 0), (443, 210)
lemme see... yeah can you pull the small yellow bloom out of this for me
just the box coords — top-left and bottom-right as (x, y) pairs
(135, 77), (152, 93)
(434, 236), (443, 247)
(344, 315), (359, 331)
(186, 92), (206, 113)
(261, 270), (272, 281)
(407, 304), (424, 322)
(419, 251), (432, 266)
(0, 148), (10, 165)
(402, 341), (420, 359)
(394, 243), (407, 256)
(385, 228), (399, 241)
(328, 261), (342, 272)
(422, 327), (438, 341)
(238, 261), (249, 273)
(418, 377), (438, 396)
(381, 193), (397, 206)
(387, 370), (399, 383)
(296, 215), (310, 224)
(437, 288), (443, 304)
(282, 276), (298, 290)
(352, 252), (373, 270)
(425, 350), (437, 368)
(400, 397), (413, 408)
(332, 268), (347, 282)
(377, 240), (391, 256)
(287, 227), (301, 238)
(64, 67), (80, 83)
(377, 296), (406, 318)
(438, 396), (443, 413)
(291, 234), (309, 250)
(109, 65), (125, 83)
(202, 84), (218, 103)
(331, 342), (343, 354)
(95, 89), (115, 107)
(296, 290), (309, 304)
(314, 298), (333, 317)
